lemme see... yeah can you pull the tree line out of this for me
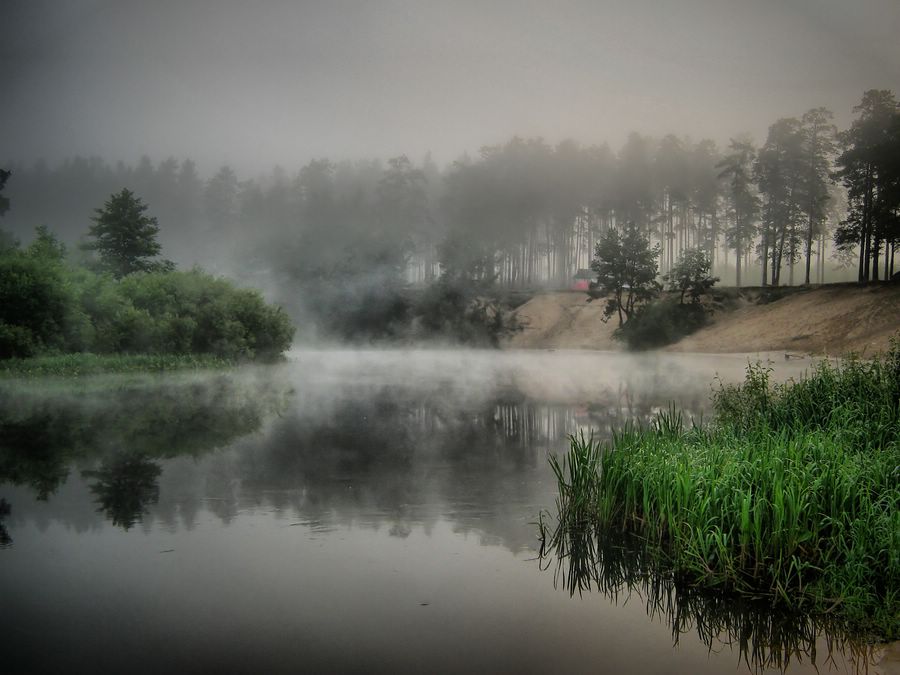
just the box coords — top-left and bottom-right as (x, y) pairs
(1, 90), (897, 339)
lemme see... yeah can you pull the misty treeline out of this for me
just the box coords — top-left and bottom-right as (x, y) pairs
(2, 89), (898, 341)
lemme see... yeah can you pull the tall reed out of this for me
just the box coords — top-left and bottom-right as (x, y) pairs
(542, 340), (900, 639)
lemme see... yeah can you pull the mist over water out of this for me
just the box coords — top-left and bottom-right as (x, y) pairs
(2, 349), (864, 674)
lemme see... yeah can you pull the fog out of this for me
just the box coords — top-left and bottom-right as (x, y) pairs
(5, 1), (899, 169)
(3, 1), (899, 343)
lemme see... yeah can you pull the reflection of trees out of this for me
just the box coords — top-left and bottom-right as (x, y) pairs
(0, 498), (11, 547)
(1, 365), (717, 551)
(0, 374), (289, 504)
(0, 411), (83, 499)
(539, 526), (875, 675)
(82, 454), (162, 530)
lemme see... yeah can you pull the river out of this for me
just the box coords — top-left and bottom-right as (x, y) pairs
(0, 349), (871, 674)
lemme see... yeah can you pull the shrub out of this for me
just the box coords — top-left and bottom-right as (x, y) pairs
(616, 297), (708, 350)
(0, 231), (294, 362)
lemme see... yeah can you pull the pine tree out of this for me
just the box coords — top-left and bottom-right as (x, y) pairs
(87, 189), (170, 278)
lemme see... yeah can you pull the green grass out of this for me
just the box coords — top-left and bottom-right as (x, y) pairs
(540, 340), (900, 641)
(0, 352), (236, 377)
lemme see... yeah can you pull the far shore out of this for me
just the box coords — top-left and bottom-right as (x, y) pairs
(502, 283), (900, 356)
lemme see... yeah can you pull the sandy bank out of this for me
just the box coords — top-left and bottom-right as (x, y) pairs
(503, 284), (900, 356)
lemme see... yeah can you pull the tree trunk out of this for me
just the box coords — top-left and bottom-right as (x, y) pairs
(804, 215), (814, 285)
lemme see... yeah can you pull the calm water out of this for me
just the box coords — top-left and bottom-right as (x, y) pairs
(0, 350), (870, 674)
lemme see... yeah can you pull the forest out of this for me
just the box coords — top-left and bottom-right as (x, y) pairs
(2, 89), (899, 343)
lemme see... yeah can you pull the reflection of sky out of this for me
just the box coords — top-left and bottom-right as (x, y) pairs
(0, 350), (845, 674)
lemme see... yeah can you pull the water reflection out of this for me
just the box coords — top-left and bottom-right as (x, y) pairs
(82, 454), (162, 530)
(539, 522), (876, 674)
(0, 370), (291, 503)
(0, 351), (842, 674)
(0, 498), (11, 547)
(0, 352), (814, 543)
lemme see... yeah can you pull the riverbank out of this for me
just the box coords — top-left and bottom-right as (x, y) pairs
(503, 283), (900, 355)
(0, 353), (236, 377)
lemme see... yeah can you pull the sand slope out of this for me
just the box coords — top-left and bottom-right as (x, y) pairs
(503, 284), (900, 355)
(668, 284), (900, 356)
(503, 292), (621, 350)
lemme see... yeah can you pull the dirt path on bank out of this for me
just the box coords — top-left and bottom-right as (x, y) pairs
(503, 284), (900, 356)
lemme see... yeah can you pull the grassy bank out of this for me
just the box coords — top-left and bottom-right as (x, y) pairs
(541, 341), (900, 640)
(0, 352), (236, 377)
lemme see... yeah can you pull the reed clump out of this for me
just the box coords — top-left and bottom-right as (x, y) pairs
(543, 340), (900, 640)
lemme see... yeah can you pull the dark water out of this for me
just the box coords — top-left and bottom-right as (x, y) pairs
(0, 350), (870, 674)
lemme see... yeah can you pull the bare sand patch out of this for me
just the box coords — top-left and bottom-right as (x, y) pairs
(503, 284), (900, 356)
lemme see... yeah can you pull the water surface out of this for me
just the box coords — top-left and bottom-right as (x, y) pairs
(0, 350), (868, 674)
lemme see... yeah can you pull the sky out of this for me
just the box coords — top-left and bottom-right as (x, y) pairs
(3, 0), (900, 173)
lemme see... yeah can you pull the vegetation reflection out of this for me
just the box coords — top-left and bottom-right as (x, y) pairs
(538, 526), (875, 674)
(0, 371), (290, 531)
(82, 454), (162, 530)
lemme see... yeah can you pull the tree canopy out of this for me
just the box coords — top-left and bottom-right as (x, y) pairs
(589, 224), (661, 327)
(664, 248), (718, 304)
(87, 188), (171, 278)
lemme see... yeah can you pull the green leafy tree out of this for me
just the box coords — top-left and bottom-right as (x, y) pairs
(87, 189), (172, 278)
(664, 248), (718, 304)
(0, 245), (70, 358)
(589, 224), (661, 327)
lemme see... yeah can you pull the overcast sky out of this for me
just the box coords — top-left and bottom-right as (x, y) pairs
(4, 0), (899, 173)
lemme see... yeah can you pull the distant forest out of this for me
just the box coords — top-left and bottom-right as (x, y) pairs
(2, 89), (898, 337)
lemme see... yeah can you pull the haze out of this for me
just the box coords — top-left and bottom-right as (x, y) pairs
(5, 0), (899, 171)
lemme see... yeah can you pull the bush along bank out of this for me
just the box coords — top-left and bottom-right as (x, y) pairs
(540, 340), (900, 641)
(0, 228), (294, 365)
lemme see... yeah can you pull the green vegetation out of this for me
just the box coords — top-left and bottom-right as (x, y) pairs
(588, 239), (717, 351)
(0, 353), (232, 377)
(0, 213), (294, 363)
(614, 247), (719, 350)
(615, 297), (709, 350)
(663, 248), (719, 305)
(85, 188), (173, 278)
(588, 223), (661, 327)
(540, 343), (900, 640)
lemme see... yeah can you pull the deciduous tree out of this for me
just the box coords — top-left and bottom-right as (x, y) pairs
(589, 224), (661, 327)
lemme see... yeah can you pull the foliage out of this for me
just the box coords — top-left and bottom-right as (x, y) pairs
(412, 275), (517, 346)
(540, 345), (900, 640)
(615, 298), (708, 350)
(86, 188), (173, 278)
(0, 226), (294, 362)
(663, 247), (718, 304)
(0, 247), (71, 357)
(589, 224), (661, 327)
(0, 352), (232, 377)
(833, 90), (900, 281)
